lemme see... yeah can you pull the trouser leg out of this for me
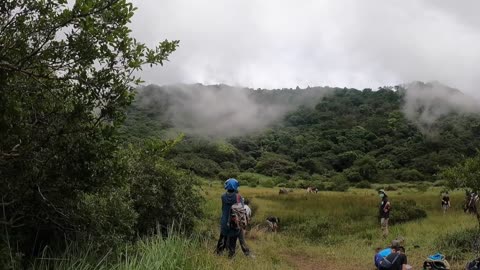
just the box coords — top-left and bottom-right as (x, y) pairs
(238, 229), (250, 256)
(381, 218), (389, 238)
(227, 234), (238, 258)
(216, 233), (226, 254)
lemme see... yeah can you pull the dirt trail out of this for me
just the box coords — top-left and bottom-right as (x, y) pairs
(281, 251), (354, 270)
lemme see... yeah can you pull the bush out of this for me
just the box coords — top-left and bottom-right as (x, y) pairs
(355, 180), (372, 189)
(435, 228), (479, 260)
(285, 181), (297, 189)
(295, 217), (333, 241)
(433, 180), (447, 187)
(384, 185), (398, 191)
(415, 182), (430, 193)
(389, 199), (427, 225)
(329, 175), (350, 192)
(247, 181), (258, 187)
(217, 170), (239, 181)
(261, 179), (275, 188)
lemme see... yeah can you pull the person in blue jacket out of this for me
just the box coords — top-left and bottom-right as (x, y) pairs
(215, 178), (243, 257)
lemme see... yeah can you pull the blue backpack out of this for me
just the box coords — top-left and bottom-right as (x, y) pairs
(375, 248), (392, 268)
(378, 253), (400, 270)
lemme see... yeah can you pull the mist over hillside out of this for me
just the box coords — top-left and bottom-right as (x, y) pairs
(129, 82), (480, 138)
(121, 82), (480, 185)
(132, 84), (335, 137)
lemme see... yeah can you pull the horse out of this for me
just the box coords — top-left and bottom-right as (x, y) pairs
(464, 191), (480, 227)
(306, 186), (318, 194)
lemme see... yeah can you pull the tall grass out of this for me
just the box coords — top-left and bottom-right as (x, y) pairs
(32, 234), (218, 270)
(29, 186), (477, 270)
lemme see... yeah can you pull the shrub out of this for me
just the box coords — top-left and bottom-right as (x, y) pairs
(217, 170), (239, 181)
(384, 185), (398, 191)
(415, 182), (430, 193)
(247, 181), (258, 187)
(329, 174), (350, 192)
(295, 218), (333, 241)
(355, 180), (372, 189)
(433, 180), (447, 187)
(389, 199), (427, 225)
(435, 228), (479, 260)
(285, 181), (297, 189)
(261, 179), (275, 188)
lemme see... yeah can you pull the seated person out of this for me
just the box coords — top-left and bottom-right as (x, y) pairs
(378, 241), (408, 270)
(266, 216), (279, 232)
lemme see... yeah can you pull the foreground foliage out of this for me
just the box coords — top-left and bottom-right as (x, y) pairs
(0, 0), (204, 268)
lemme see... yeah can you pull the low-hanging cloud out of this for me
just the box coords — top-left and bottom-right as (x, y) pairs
(402, 82), (480, 135)
(135, 84), (332, 137)
(130, 0), (480, 96)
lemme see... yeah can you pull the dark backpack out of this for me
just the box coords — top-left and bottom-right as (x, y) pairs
(466, 258), (480, 270)
(229, 194), (247, 229)
(378, 253), (400, 270)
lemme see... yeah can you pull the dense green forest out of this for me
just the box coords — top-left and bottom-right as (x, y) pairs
(121, 82), (480, 190)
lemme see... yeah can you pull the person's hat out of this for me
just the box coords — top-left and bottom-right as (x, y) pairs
(224, 178), (239, 192)
(379, 189), (386, 194)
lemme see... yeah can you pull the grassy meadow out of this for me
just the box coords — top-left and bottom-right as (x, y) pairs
(198, 184), (477, 270)
(34, 185), (478, 270)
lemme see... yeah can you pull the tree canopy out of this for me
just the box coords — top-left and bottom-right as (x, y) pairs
(122, 83), (480, 189)
(1, 1), (202, 267)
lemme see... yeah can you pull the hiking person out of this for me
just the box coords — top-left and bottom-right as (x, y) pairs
(441, 192), (450, 214)
(216, 178), (244, 258)
(374, 238), (404, 268)
(378, 241), (408, 270)
(379, 189), (391, 238)
(266, 216), (279, 232)
(237, 198), (253, 257)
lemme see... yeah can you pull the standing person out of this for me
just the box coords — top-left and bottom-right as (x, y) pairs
(441, 192), (450, 214)
(379, 189), (391, 239)
(216, 178), (242, 258)
(238, 198), (253, 257)
(378, 241), (408, 270)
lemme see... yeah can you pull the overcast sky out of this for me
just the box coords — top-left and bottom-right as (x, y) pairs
(130, 0), (480, 94)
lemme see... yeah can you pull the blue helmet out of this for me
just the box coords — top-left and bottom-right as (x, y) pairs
(224, 178), (239, 192)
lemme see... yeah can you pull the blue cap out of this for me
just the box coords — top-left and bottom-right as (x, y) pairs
(224, 178), (239, 191)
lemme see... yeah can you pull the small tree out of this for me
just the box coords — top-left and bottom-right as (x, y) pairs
(443, 154), (480, 228)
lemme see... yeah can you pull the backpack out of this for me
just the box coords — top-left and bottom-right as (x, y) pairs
(229, 194), (247, 229)
(378, 253), (400, 270)
(466, 258), (480, 270)
(375, 248), (392, 267)
(423, 253), (450, 270)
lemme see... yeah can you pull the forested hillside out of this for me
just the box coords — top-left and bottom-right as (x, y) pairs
(121, 82), (480, 189)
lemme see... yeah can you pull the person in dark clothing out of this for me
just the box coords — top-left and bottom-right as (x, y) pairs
(441, 192), (450, 214)
(381, 241), (408, 270)
(378, 189), (391, 238)
(215, 178), (242, 258)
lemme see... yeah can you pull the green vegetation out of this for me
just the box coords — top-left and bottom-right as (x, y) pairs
(29, 187), (480, 270)
(123, 84), (480, 189)
(0, 0), (200, 268)
(3, 1), (480, 269)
